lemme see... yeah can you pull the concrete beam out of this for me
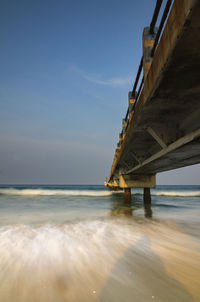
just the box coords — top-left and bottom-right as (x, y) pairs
(125, 127), (200, 175)
(130, 151), (141, 164)
(113, 179), (119, 187)
(147, 127), (167, 149)
(119, 174), (156, 188)
(121, 160), (131, 170)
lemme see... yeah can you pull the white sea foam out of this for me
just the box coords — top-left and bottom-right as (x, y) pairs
(0, 220), (199, 302)
(150, 190), (200, 197)
(131, 190), (200, 197)
(0, 188), (200, 198)
(0, 188), (113, 197)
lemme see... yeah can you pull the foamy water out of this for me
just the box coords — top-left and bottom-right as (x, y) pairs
(0, 185), (200, 301)
(151, 190), (200, 197)
(0, 220), (199, 302)
(0, 187), (200, 197)
(0, 188), (113, 197)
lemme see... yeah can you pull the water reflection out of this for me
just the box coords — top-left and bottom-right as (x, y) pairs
(110, 193), (132, 217)
(110, 200), (133, 217)
(144, 202), (152, 218)
(109, 193), (153, 219)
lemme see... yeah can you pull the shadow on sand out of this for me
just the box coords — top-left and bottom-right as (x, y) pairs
(98, 235), (194, 302)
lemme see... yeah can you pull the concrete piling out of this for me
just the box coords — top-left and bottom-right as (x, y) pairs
(124, 188), (131, 202)
(143, 187), (151, 204)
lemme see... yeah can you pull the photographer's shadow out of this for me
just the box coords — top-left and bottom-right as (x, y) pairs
(98, 235), (194, 302)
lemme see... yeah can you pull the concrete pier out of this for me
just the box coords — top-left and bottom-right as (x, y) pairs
(106, 0), (200, 198)
(124, 188), (131, 202)
(143, 188), (151, 204)
(143, 187), (152, 218)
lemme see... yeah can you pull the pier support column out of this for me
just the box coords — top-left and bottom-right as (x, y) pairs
(143, 187), (151, 204)
(124, 188), (131, 202)
(143, 188), (152, 218)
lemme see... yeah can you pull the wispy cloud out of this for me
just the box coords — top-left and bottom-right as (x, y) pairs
(69, 64), (133, 88)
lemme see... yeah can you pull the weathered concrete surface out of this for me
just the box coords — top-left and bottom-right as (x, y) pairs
(124, 188), (131, 202)
(109, 0), (200, 187)
(119, 174), (156, 188)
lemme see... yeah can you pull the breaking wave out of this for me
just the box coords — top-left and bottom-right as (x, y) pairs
(149, 190), (200, 197)
(131, 190), (200, 197)
(0, 188), (200, 198)
(0, 188), (113, 197)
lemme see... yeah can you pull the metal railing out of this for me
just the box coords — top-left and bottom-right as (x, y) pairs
(151, 0), (173, 57)
(123, 0), (173, 125)
(116, 0), (173, 159)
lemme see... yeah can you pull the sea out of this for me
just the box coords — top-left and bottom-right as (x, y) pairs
(0, 184), (200, 302)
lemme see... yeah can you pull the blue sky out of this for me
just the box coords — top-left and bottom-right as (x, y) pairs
(0, 0), (199, 184)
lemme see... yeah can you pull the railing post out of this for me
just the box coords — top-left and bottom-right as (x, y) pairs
(122, 118), (127, 139)
(142, 27), (158, 80)
(128, 91), (136, 121)
(119, 132), (123, 146)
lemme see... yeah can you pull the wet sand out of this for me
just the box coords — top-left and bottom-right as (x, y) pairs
(0, 219), (199, 302)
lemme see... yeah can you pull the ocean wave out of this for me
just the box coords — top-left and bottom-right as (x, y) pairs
(0, 188), (200, 198)
(130, 190), (200, 197)
(150, 191), (200, 197)
(0, 188), (113, 197)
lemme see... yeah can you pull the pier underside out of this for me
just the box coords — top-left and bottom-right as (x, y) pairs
(108, 0), (200, 197)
